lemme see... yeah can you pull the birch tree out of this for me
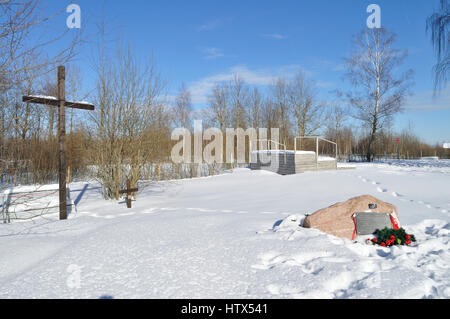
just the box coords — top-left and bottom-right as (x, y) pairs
(343, 28), (413, 162)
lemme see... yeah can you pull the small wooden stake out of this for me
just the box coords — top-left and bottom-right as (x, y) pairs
(126, 179), (131, 208)
(119, 179), (139, 209)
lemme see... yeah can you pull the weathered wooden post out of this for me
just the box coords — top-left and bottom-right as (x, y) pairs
(58, 66), (66, 219)
(22, 65), (95, 220)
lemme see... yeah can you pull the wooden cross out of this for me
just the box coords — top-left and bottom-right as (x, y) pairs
(119, 179), (138, 208)
(22, 66), (94, 220)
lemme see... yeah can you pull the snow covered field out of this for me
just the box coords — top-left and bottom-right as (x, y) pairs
(0, 160), (449, 299)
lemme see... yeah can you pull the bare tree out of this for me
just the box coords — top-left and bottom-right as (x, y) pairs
(427, 0), (449, 90)
(247, 87), (263, 129)
(91, 40), (167, 200)
(208, 83), (230, 132)
(324, 104), (350, 156)
(39, 78), (58, 139)
(229, 75), (248, 129)
(173, 83), (192, 129)
(288, 72), (324, 138)
(271, 78), (291, 145)
(0, 0), (81, 83)
(343, 28), (414, 162)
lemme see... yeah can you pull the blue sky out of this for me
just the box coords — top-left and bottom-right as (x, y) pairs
(45, 0), (449, 144)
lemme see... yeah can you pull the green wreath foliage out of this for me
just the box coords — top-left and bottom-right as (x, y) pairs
(370, 227), (416, 247)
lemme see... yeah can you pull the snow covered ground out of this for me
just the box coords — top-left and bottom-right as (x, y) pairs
(0, 160), (449, 299)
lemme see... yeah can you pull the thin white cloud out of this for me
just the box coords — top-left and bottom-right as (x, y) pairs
(187, 64), (305, 105)
(404, 86), (450, 111)
(196, 18), (223, 32)
(261, 33), (287, 40)
(202, 47), (225, 60)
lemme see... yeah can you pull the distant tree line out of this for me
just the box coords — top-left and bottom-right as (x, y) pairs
(0, 1), (448, 200)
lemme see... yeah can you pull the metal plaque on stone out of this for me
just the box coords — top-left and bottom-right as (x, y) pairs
(354, 212), (392, 235)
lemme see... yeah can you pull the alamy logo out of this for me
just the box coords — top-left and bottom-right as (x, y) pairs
(170, 120), (281, 171)
(66, 4), (81, 29)
(367, 4), (381, 29)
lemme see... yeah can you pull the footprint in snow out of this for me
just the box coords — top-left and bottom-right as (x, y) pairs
(251, 252), (284, 270)
(377, 187), (387, 193)
(391, 192), (403, 197)
(298, 260), (324, 275)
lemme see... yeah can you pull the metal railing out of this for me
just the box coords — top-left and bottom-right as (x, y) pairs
(294, 136), (338, 169)
(249, 139), (287, 152)
(250, 139), (288, 165)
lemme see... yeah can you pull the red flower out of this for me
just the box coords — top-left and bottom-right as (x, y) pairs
(405, 240), (411, 245)
(405, 235), (411, 240)
(380, 242), (386, 247)
(390, 235), (396, 240)
(372, 238), (378, 243)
